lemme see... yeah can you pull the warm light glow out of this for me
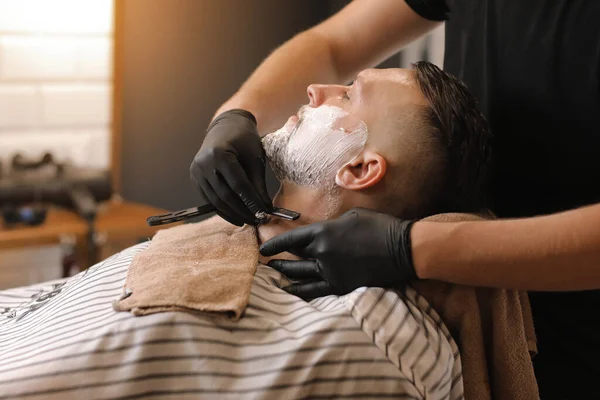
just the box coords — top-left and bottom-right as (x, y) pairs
(0, 0), (114, 170)
(14, 0), (113, 34)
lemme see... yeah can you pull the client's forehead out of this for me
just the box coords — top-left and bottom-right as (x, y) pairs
(357, 67), (414, 84)
(348, 68), (428, 135)
(356, 68), (428, 108)
(355, 68), (427, 105)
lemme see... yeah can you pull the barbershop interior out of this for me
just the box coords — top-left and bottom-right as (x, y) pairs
(1, 1), (599, 399)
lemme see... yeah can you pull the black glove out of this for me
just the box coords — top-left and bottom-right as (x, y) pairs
(190, 109), (272, 226)
(259, 208), (418, 299)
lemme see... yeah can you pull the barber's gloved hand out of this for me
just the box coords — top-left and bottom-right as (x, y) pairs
(259, 208), (418, 300)
(190, 109), (272, 226)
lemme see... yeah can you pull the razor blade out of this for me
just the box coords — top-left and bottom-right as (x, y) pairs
(146, 204), (300, 226)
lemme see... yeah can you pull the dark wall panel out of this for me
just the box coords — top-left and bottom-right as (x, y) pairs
(120, 0), (328, 210)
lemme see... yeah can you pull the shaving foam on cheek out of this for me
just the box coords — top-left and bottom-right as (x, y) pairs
(262, 105), (368, 188)
(287, 105), (367, 186)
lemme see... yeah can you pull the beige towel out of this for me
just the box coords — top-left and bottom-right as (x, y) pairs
(414, 213), (539, 400)
(113, 216), (258, 320)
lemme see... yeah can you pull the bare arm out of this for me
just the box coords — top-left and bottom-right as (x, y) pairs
(216, 0), (441, 134)
(412, 203), (600, 291)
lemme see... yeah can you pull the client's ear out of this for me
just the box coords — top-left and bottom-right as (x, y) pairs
(335, 151), (386, 190)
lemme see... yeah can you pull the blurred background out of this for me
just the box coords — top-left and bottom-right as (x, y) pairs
(0, 0), (444, 289)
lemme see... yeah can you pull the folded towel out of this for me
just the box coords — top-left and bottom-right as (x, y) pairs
(414, 213), (539, 400)
(113, 216), (258, 320)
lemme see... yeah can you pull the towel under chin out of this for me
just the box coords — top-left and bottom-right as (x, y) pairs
(112, 216), (258, 320)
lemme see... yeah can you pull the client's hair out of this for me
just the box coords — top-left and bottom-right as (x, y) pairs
(410, 61), (493, 217)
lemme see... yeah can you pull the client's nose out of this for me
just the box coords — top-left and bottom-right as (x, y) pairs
(307, 84), (346, 107)
(307, 84), (326, 107)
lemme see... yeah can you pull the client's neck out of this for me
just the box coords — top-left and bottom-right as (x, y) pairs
(257, 184), (334, 263)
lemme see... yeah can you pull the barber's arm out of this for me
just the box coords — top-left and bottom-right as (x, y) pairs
(260, 204), (600, 299)
(190, 0), (441, 226)
(412, 203), (600, 291)
(216, 0), (440, 133)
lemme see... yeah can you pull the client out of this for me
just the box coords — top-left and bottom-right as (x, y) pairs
(0, 62), (492, 400)
(256, 61), (491, 266)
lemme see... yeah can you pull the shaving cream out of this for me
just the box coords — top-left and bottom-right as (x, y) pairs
(262, 105), (368, 188)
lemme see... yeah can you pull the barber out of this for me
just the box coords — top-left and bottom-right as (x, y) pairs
(190, 1), (600, 397)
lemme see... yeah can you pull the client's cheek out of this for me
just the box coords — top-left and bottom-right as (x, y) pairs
(333, 114), (368, 136)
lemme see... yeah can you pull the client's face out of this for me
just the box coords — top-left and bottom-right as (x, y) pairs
(262, 105), (368, 188)
(262, 68), (429, 189)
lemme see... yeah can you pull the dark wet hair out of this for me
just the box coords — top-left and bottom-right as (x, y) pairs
(412, 61), (493, 216)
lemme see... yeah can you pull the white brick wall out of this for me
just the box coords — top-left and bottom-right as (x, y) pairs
(0, 0), (113, 171)
(41, 84), (110, 126)
(0, 0), (113, 35)
(0, 0), (114, 287)
(0, 85), (37, 127)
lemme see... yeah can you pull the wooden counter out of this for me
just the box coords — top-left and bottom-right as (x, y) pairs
(0, 208), (87, 251)
(0, 200), (176, 275)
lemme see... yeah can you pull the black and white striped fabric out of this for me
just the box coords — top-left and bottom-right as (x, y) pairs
(0, 242), (463, 400)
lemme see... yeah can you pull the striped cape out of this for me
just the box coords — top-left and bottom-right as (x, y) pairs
(0, 242), (463, 399)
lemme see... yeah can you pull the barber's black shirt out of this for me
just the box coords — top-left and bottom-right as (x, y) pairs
(405, 0), (600, 398)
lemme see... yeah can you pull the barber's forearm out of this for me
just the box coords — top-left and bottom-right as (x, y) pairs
(215, 30), (340, 134)
(411, 204), (600, 291)
(216, 0), (440, 134)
